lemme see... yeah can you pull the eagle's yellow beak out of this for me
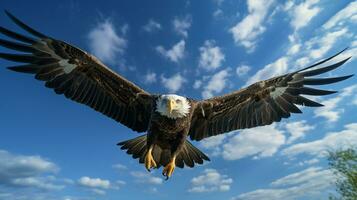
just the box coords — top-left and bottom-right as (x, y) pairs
(167, 99), (176, 114)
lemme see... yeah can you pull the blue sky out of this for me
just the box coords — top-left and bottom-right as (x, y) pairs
(0, 0), (357, 199)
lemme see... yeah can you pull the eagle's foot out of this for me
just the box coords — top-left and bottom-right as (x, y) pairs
(144, 149), (157, 172)
(162, 158), (176, 180)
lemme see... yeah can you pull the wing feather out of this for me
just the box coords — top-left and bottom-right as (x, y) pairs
(189, 50), (353, 141)
(1, 11), (153, 132)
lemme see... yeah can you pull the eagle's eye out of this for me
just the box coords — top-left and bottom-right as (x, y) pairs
(176, 99), (182, 103)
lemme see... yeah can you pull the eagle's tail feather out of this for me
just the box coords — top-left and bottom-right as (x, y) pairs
(117, 135), (210, 168)
(117, 134), (147, 162)
(180, 140), (210, 168)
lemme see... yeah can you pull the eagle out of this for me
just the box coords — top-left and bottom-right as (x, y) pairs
(0, 11), (354, 179)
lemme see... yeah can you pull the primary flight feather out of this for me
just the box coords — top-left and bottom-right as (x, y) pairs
(0, 11), (354, 179)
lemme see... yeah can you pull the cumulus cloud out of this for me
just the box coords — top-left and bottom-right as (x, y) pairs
(213, 0), (224, 6)
(213, 9), (223, 18)
(77, 176), (122, 195)
(78, 177), (111, 189)
(88, 19), (127, 65)
(156, 40), (185, 63)
(172, 15), (192, 38)
(285, 120), (315, 144)
(286, 0), (321, 31)
(236, 65), (251, 77)
(323, 1), (357, 30)
(233, 167), (334, 200)
(193, 80), (202, 89)
(287, 43), (301, 55)
(222, 124), (285, 160)
(282, 123), (357, 158)
(202, 69), (230, 99)
(130, 171), (163, 185)
(353, 95), (357, 106)
(112, 163), (127, 170)
(200, 134), (227, 149)
(198, 40), (225, 70)
(200, 134), (228, 156)
(245, 56), (288, 86)
(229, 0), (274, 51)
(161, 73), (186, 93)
(11, 177), (64, 191)
(308, 28), (348, 60)
(188, 169), (233, 193)
(143, 19), (162, 32)
(298, 158), (320, 166)
(314, 84), (357, 122)
(0, 150), (62, 191)
(143, 72), (157, 84)
(245, 2), (353, 92)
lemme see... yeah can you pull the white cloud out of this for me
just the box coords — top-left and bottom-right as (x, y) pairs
(298, 158), (320, 166)
(77, 175), (120, 195)
(323, 1), (357, 30)
(314, 84), (357, 122)
(288, 0), (321, 31)
(232, 167), (334, 200)
(172, 15), (192, 38)
(130, 171), (163, 185)
(285, 120), (315, 144)
(245, 56), (288, 86)
(282, 123), (357, 158)
(0, 150), (62, 190)
(91, 188), (106, 195)
(200, 134), (227, 149)
(11, 177), (64, 190)
(143, 19), (162, 32)
(222, 124), (285, 160)
(78, 177), (111, 190)
(161, 73), (186, 93)
(88, 19), (127, 65)
(156, 40), (185, 63)
(143, 72), (157, 84)
(213, 9), (223, 18)
(236, 65), (251, 77)
(198, 40), (225, 70)
(308, 28), (348, 60)
(112, 163), (127, 170)
(116, 180), (126, 185)
(200, 134), (228, 156)
(202, 69), (230, 99)
(213, 0), (224, 6)
(120, 24), (129, 35)
(0, 150), (58, 178)
(353, 95), (357, 106)
(189, 169), (233, 193)
(193, 80), (202, 89)
(229, 0), (274, 51)
(244, 3), (352, 93)
(287, 43), (301, 55)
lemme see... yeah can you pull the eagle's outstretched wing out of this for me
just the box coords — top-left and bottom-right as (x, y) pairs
(189, 49), (353, 141)
(0, 11), (153, 132)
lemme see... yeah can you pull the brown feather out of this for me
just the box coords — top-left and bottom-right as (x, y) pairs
(189, 49), (353, 141)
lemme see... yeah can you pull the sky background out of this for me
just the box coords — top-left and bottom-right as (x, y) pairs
(0, 0), (357, 200)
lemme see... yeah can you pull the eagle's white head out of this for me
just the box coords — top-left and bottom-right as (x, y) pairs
(156, 94), (191, 119)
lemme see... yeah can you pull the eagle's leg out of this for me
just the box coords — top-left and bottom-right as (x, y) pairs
(162, 156), (176, 180)
(162, 132), (185, 180)
(144, 145), (157, 171)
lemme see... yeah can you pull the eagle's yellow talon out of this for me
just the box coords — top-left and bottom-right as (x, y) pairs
(145, 148), (157, 171)
(162, 158), (176, 179)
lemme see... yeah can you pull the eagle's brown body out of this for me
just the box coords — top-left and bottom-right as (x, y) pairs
(1, 11), (354, 179)
(119, 99), (210, 170)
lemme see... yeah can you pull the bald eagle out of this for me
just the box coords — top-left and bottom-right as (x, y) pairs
(1, 11), (354, 179)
